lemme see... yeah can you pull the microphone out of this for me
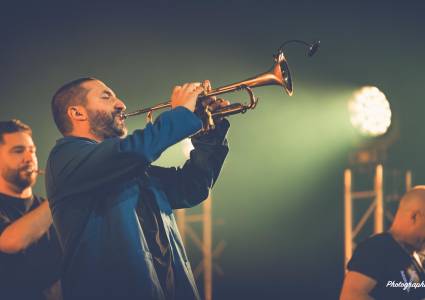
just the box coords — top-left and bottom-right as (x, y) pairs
(307, 40), (320, 57)
(277, 39), (321, 57)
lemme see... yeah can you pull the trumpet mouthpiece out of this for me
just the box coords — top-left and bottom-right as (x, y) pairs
(29, 169), (45, 175)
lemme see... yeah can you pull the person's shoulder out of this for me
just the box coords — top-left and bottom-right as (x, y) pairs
(347, 233), (392, 279)
(48, 136), (97, 160)
(53, 136), (95, 149)
(350, 233), (394, 260)
(0, 193), (9, 203)
(0, 194), (9, 216)
(357, 232), (393, 249)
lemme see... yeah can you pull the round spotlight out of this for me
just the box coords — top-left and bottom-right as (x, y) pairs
(348, 86), (392, 136)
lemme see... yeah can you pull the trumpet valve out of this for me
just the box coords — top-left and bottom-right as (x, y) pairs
(146, 111), (153, 124)
(204, 105), (215, 131)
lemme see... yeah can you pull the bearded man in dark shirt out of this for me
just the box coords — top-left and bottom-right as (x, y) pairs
(0, 119), (62, 300)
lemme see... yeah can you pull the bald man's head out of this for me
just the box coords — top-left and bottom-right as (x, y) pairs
(391, 186), (425, 252)
(398, 186), (425, 213)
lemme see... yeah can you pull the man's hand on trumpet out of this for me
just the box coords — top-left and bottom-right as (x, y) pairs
(170, 82), (204, 112)
(170, 80), (230, 131)
(195, 80), (230, 131)
(201, 79), (231, 110)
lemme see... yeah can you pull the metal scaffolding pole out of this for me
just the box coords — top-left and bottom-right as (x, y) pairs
(344, 169), (353, 269)
(176, 194), (224, 300)
(374, 165), (384, 234)
(406, 170), (412, 192)
(343, 165), (412, 270)
(203, 197), (212, 300)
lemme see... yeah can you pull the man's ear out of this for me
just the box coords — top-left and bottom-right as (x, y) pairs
(67, 105), (88, 122)
(412, 210), (420, 224)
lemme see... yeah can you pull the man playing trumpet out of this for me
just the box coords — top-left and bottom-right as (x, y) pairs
(46, 78), (230, 300)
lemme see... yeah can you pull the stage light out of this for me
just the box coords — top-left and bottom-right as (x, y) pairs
(348, 86), (392, 136)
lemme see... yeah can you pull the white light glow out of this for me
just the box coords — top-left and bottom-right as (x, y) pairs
(348, 86), (392, 136)
(182, 138), (194, 159)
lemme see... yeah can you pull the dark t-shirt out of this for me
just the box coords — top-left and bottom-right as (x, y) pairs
(348, 232), (425, 300)
(0, 193), (62, 300)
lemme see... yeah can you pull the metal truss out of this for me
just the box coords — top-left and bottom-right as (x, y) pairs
(344, 164), (412, 270)
(175, 194), (225, 300)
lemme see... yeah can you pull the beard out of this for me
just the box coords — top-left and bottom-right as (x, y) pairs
(87, 109), (128, 139)
(2, 166), (37, 192)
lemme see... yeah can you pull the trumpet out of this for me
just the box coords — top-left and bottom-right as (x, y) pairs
(122, 40), (320, 130)
(26, 169), (45, 175)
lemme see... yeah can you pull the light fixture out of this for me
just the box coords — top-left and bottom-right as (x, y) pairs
(348, 86), (392, 136)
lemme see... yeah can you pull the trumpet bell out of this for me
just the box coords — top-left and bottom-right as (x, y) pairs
(204, 50), (293, 98)
(276, 51), (293, 96)
(248, 51), (293, 96)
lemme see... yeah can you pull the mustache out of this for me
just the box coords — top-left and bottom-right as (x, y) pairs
(112, 110), (126, 121)
(18, 164), (37, 172)
(112, 109), (124, 117)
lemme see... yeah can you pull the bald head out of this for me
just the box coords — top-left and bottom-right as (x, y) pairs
(390, 186), (425, 252)
(397, 186), (425, 214)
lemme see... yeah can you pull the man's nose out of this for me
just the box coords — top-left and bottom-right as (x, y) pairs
(115, 98), (127, 111)
(23, 151), (35, 164)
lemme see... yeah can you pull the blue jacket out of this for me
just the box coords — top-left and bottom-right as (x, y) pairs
(45, 107), (229, 300)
